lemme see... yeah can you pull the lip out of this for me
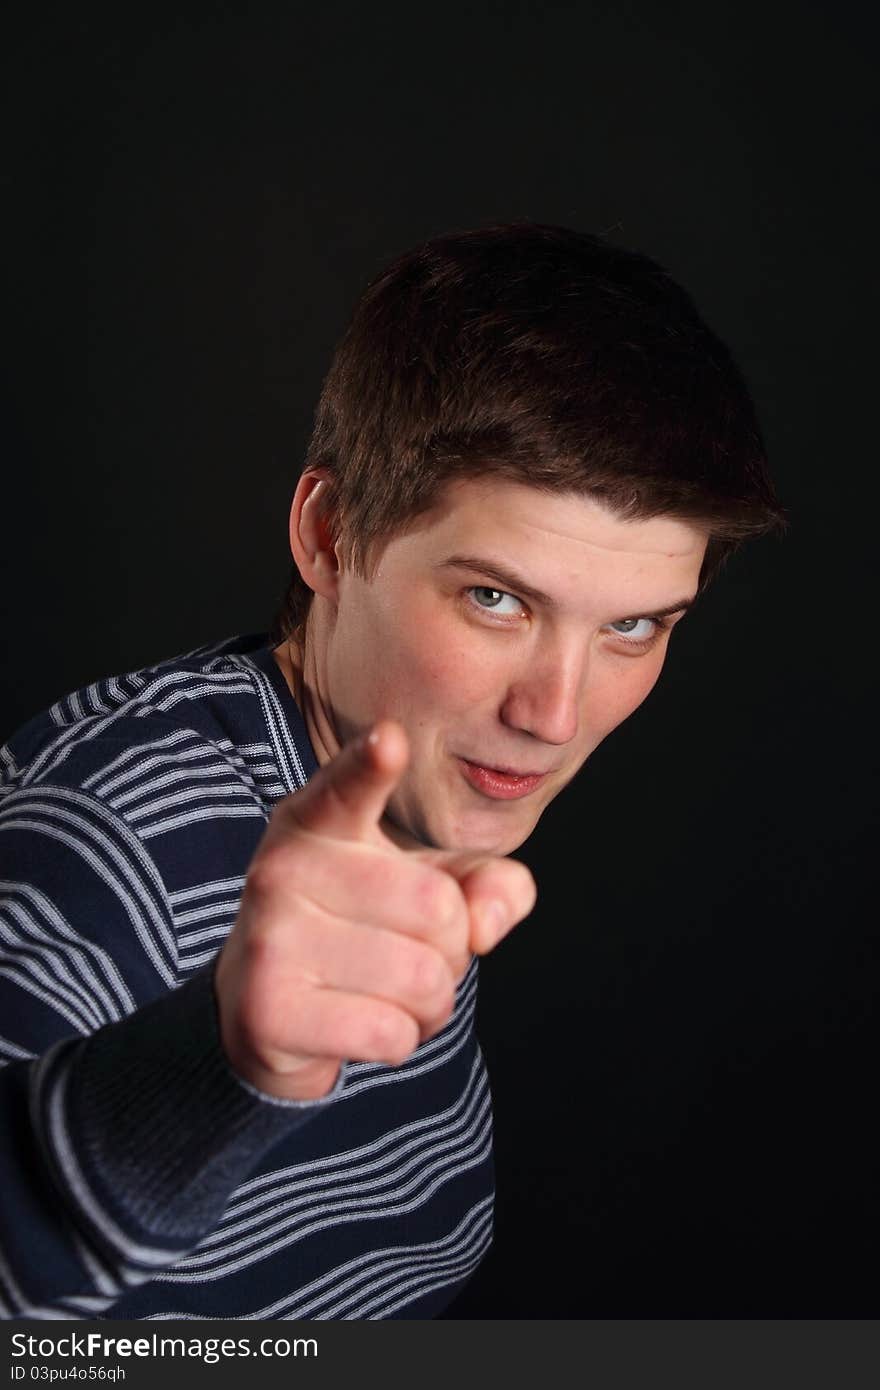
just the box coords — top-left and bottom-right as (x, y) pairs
(457, 757), (548, 801)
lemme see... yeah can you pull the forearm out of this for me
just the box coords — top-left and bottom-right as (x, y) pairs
(0, 966), (343, 1318)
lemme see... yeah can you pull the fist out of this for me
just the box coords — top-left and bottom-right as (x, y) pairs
(214, 721), (536, 1101)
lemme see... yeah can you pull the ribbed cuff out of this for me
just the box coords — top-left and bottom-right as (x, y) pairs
(64, 966), (345, 1246)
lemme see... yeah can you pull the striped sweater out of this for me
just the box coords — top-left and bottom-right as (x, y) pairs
(0, 634), (494, 1319)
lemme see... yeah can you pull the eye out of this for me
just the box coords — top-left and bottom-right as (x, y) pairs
(607, 617), (657, 642)
(467, 586), (525, 617)
(605, 615), (674, 651)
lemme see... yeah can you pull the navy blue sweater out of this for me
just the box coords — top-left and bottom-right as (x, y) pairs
(0, 635), (493, 1319)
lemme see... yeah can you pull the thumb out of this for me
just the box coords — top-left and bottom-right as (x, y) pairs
(285, 719), (410, 841)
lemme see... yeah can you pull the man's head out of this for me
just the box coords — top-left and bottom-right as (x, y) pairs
(273, 223), (786, 852)
(274, 221), (785, 642)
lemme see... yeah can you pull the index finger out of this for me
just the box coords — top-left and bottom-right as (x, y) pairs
(283, 719), (410, 841)
(420, 849), (538, 955)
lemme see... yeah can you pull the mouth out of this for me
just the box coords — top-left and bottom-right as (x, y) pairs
(457, 757), (549, 801)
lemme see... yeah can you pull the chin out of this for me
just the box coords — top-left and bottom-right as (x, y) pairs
(442, 813), (535, 857)
(393, 792), (537, 855)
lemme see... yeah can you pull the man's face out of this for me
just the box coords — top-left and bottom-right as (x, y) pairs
(322, 477), (708, 854)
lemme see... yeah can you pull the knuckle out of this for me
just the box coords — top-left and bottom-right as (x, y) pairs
(233, 985), (283, 1062)
(431, 996), (457, 1035)
(245, 851), (289, 904)
(246, 841), (324, 909)
(367, 1008), (418, 1065)
(416, 869), (461, 928)
(266, 794), (301, 837)
(403, 945), (450, 1003)
(452, 950), (473, 983)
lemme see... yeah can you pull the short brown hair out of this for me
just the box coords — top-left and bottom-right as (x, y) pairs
(271, 222), (787, 643)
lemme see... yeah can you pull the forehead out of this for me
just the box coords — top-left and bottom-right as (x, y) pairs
(378, 477), (708, 607)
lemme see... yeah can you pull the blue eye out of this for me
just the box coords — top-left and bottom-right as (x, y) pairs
(606, 615), (674, 651)
(609, 617), (656, 641)
(468, 587), (524, 617)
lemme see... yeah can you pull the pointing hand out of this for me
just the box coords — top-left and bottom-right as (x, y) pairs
(214, 721), (536, 1101)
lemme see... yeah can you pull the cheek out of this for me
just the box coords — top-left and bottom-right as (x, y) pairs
(342, 588), (505, 721)
(405, 641), (491, 714)
(354, 624), (469, 725)
(591, 658), (665, 737)
(393, 609), (500, 710)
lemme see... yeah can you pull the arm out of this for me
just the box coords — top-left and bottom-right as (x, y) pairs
(0, 782), (339, 1318)
(1, 723), (533, 1317)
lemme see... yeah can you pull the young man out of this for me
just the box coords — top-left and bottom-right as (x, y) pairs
(0, 224), (785, 1319)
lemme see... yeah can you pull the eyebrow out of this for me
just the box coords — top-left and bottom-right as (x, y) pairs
(437, 554), (697, 622)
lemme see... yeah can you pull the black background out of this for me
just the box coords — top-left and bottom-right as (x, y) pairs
(1, 2), (876, 1317)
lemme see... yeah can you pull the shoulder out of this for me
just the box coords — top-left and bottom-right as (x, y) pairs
(0, 625), (317, 859)
(0, 633), (298, 799)
(0, 636), (297, 983)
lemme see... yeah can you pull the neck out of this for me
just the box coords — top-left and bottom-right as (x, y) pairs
(270, 622), (424, 851)
(271, 620), (340, 773)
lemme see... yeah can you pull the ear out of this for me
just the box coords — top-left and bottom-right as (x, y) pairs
(288, 470), (342, 602)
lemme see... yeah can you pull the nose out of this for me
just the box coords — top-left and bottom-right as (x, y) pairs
(500, 644), (584, 747)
